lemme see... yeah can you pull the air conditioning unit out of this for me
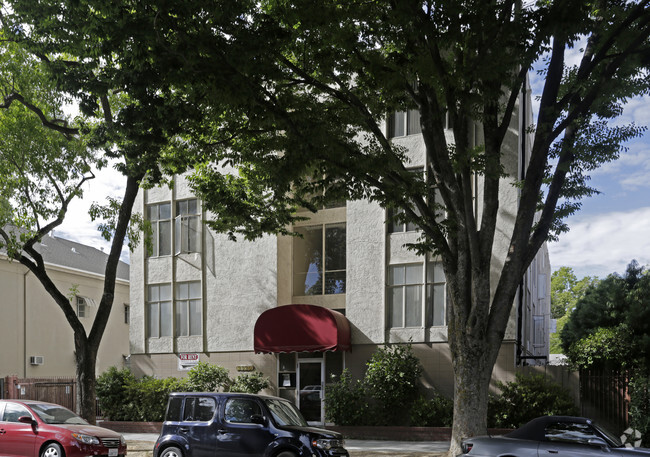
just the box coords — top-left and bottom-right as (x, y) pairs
(30, 356), (44, 365)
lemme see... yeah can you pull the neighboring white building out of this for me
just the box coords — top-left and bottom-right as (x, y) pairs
(129, 85), (551, 425)
(0, 233), (130, 380)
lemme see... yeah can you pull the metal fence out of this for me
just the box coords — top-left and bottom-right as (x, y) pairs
(580, 369), (630, 435)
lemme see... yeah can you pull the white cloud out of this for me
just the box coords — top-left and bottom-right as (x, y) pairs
(549, 206), (650, 278)
(55, 162), (131, 263)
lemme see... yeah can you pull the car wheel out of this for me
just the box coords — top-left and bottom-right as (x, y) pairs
(276, 452), (297, 457)
(41, 443), (63, 457)
(160, 446), (183, 457)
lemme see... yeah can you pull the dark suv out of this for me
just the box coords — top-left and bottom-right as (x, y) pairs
(153, 392), (349, 457)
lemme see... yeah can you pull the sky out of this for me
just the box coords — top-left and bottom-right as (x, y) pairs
(55, 62), (650, 281)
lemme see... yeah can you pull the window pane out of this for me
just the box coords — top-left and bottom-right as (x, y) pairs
(427, 262), (445, 283)
(160, 300), (172, 337)
(159, 203), (171, 219)
(148, 285), (160, 302)
(387, 208), (403, 233)
(293, 226), (323, 296)
(177, 200), (188, 216)
(190, 299), (202, 336)
(160, 284), (172, 301)
(176, 282), (189, 300)
(325, 224), (346, 271)
(147, 205), (158, 221)
(159, 220), (171, 256)
(176, 301), (188, 337)
(166, 397), (183, 422)
(389, 265), (405, 286)
(148, 303), (159, 338)
(189, 282), (201, 299)
(427, 284), (446, 326)
(407, 109), (422, 135)
(188, 216), (200, 252)
(405, 264), (422, 285)
(390, 111), (406, 138)
(150, 224), (159, 257)
(195, 397), (216, 421)
(389, 287), (403, 328)
(324, 270), (346, 294)
(405, 285), (422, 327)
(188, 199), (198, 215)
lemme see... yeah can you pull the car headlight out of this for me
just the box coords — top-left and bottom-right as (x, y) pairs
(312, 438), (344, 450)
(120, 435), (126, 446)
(72, 433), (100, 445)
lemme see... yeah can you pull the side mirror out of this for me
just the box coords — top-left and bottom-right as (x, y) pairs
(250, 414), (266, 425)
(588, 438), (609, 450)
(18, 416), (36, 426)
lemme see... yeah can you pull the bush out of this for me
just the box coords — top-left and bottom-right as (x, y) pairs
(364, 343), (422, 425)
(324, 369), (369, 425)
(185, 362), (230, 392)
(96, 367), (137, 421)
(629, 373), (650, 446)
(488, 373), (578, 428)
(229, 371), (270, 394)
(410, 393), (454, 427)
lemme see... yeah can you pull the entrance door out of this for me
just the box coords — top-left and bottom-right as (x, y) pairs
(297, 360), (324, 424)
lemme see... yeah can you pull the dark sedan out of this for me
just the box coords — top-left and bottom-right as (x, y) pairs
(459, 415), (650, 457)
(0, 399), (127, 457)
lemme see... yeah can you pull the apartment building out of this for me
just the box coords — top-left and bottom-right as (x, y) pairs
(129, 87), (551, 425)
(0, 233), (130, 381)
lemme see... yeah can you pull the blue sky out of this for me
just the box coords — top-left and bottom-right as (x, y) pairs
(57, 71), (650, 281)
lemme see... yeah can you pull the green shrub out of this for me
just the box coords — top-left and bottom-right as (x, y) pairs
(229, 371), (270, 393)
(488, 373), (578, 428)
(128, 376), (187, 421)
(410, 393), (454, 427)
(185, 362), (230, 392)
(324, 369), (369, 425)
(96, 367), (137, 421)
(364, 343), (422, 425)
(629, 374), (650, 446)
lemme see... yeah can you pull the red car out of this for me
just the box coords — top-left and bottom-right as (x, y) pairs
(0, 399), (127, 457)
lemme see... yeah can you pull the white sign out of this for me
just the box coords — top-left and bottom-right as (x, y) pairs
(178, 353), (200, 371)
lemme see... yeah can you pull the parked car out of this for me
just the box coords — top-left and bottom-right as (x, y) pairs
(154, 392), (348, 457)
(459, 415), (650, 457)
(0, 399), (127, 457)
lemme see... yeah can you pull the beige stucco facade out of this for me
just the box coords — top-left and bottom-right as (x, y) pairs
(0, 252), (130, 380)
(128, 85), (551, 422)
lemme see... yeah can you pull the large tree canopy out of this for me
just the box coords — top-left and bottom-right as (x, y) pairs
(4, 0), (650, 452)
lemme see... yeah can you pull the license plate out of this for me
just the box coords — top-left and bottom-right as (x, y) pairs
(108, 449), (118, 457)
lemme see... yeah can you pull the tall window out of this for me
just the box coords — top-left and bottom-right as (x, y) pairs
(388, 262), (446, 328)
(124, 304), (130, 324)
(76, 296), (87, 318)
(147, 284), (172, 338)
(175, 281), (202, 336)
(293, 223), (346, 296)
(175, 199), (201, 254)
(387, 110), (453, 139)
(147, 202), (172, 257)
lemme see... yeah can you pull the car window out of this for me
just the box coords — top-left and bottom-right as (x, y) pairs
(545, 422), (597, 444)
(29, 403), (86, 425)
(224, 398), (262, 424)
(166, 397), (183, 422)
(182, 397), (216, 422)
(2, 403), (32, 423)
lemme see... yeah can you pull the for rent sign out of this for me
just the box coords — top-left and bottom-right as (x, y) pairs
(178, 353), (200, 371)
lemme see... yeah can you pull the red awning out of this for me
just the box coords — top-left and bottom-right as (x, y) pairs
(254, 304), (351, 353)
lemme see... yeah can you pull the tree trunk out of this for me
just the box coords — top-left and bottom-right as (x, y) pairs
(74, 331), (98, 424)
(448, 337), (498, 456)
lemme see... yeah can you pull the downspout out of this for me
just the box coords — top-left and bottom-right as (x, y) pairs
(516, 80), (528, 366)
(23, 268), (30, 377)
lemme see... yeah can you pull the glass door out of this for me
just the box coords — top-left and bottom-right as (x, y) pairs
(297, 360), (324, 424)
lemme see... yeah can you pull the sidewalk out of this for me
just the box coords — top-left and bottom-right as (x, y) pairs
(124, 433), (450, 457)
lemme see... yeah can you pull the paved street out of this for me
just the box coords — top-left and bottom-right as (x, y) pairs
(125, 433), (449, 457)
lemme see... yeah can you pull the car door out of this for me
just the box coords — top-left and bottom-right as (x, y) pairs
(177, 396), (219, 457)
(541, 421), (613, 457)
(0, 402), (38, 457)
(216, 397), (275, 457)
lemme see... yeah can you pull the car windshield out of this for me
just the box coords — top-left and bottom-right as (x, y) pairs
(30, 404), (88, 425)
(593, 422), (623, 448)
(263, 398), (308, 427)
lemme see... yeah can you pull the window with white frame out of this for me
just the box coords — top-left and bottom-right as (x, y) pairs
(175, 281), (202, 337)
(388, 262), (446, 328)
(76, 296), (87, 318)
(147, 202), (172, 257)
(147, 284), (172, 338)
(293, 223), (346, 296)
(387, 110), (453, 139)
(175, 199), (201, 254)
